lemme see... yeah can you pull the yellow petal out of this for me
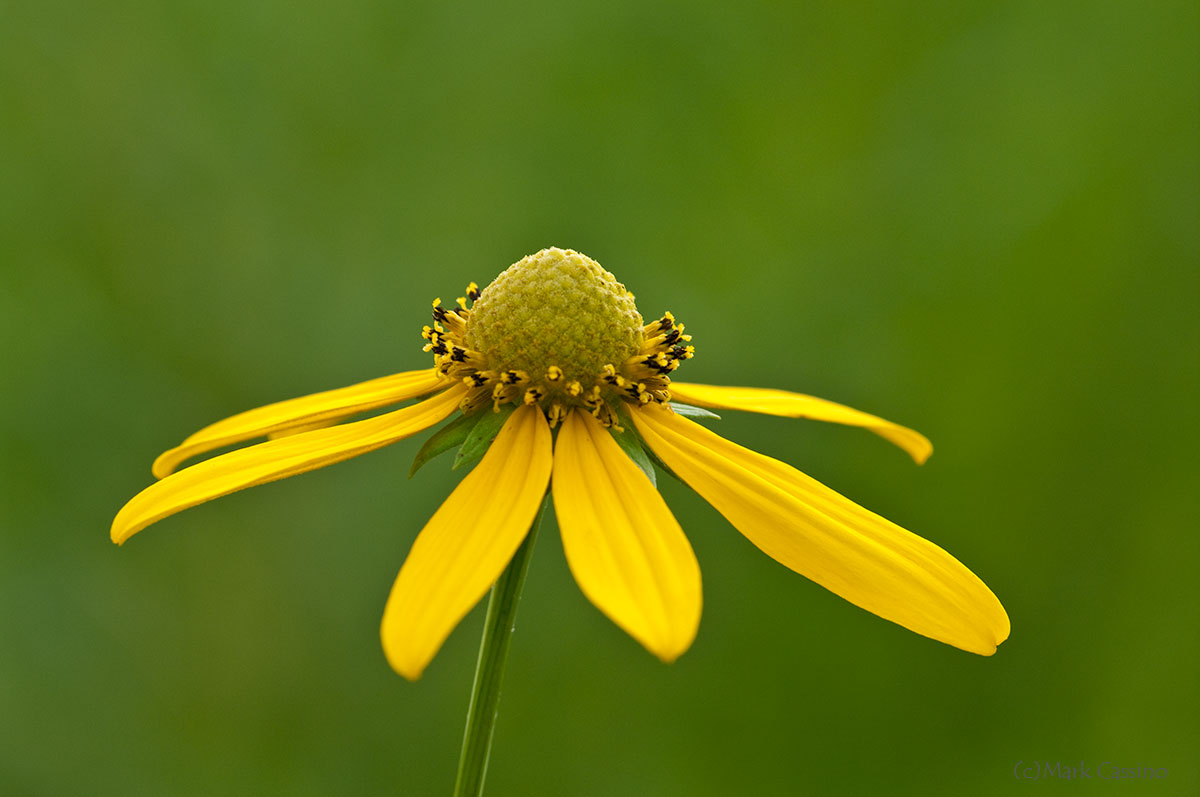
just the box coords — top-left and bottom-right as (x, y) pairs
(668, 382), (932, 464)
(553, 409), (701, 662)
(112, 386), (465, 545)
(267, 419), (339, 439)
(381, 404), (552, 680)
(153, 368), (447, 477)
(632, 404), (1008, 655)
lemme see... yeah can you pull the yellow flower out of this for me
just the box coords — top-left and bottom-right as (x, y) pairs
(112, 248), (1009, 679)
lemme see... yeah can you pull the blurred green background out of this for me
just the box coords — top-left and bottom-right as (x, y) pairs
(2, 0), (1196, 794)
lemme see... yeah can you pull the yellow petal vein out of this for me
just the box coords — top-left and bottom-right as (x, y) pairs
(553, 409), (701, 662)
(632, 404), (1008, 655)
(668, 382), (932, 464)
(111, 386), (465, 544)
(381, 404), (553, 680)
(153, 368), (447, 477)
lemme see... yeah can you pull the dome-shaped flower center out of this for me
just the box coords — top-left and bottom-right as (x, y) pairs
(422, 247), (694, 427)
(466, 248), (643, 384)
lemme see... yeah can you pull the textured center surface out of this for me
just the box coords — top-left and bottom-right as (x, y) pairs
(465, 248), (644, 382)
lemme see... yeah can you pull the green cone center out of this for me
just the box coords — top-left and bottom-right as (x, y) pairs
(465, 248), (644, 383)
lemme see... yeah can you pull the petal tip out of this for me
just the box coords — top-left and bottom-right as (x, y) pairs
(150, 455), (175, 480)
(381, 634), (430, 681)
(904, 433), (933, 465)
(392, 661), (426, 681)
(955, 610), (1010, 656)
(645, 622), (700, 665)
(651, 641), (693, 665)
(977, 633), (1006, 656)
(110, 512), (136, 546)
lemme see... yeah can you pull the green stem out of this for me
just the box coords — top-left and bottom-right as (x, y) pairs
(452, 497), (547, 797)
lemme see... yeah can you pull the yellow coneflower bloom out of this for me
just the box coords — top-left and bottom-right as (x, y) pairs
(112, 247), (1008, 680)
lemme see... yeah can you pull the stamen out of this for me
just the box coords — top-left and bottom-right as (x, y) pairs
(459, 389), (491, 414)
(583, 385), (603, 411)
(431, 298), (448, 324)
(500, 370), (528, 385)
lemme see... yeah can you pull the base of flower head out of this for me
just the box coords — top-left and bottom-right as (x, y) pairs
(421, 285), (695, 429)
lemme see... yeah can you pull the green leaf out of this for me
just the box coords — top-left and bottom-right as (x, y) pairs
(409, 412), (477, 478)
(453, 404), (517, 470)
(608, 425), (656, 487)
(669, 402), (721, 420)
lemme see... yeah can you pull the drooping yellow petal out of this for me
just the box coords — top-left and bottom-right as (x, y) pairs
(266, 419), (339, 439)
(381, 404), (552, 680)
(668, 382), (932, 464)
(152, 368), (447, 477)
(112, 386), (465, 545)
(553, 409), (701, 662)
(632, 404), (1008, 655)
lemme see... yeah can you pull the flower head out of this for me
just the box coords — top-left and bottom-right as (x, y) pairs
(112, 247), (1009, 679)
(424, 247), (689, 426)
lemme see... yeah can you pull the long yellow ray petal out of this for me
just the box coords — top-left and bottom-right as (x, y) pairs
(112, 386), (465, 545)
(153, 368), (447, 477)
(553, 410), (701, 662)
(668, 382), (932, 464)
(381, 404), (552, 680)
(632, 404), (1008, 655)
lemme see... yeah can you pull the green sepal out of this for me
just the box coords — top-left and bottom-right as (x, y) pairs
(608, 425), (656, 487)
(409, 411), (478, 478)
(634, 428), (684, 486)
(453, 404), (517, 470)
(613, 403), (685, 486)
(668, 402), (721, 420)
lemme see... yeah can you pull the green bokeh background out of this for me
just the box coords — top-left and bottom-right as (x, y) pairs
(2, 1), (1197, 794)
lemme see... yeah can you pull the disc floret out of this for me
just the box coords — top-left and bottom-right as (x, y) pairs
(422, 247), (695, 427)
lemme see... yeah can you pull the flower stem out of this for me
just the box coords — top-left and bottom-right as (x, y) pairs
(452, 497), (547, 797)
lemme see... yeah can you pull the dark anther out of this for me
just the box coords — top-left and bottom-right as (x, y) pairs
(663, 329), (681, 345)
(450, 347), (467, 362)
(432, 306), (448, 323)
(467, 287), (481, 301)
